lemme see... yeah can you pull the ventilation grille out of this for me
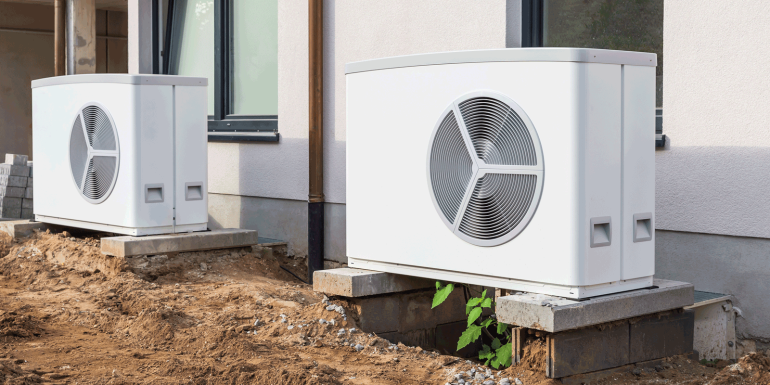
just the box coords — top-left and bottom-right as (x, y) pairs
(429, 111), (473, 224)
(69, 104), (119, 203)
(459, 97), (537, 166)
(458, 174), (537, 240)
(428, 93), (544, 247)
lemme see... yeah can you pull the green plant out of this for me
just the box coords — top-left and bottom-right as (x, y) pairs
(432, 281), (512, 368)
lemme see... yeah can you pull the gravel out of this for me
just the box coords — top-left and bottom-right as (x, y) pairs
(514, 378), (523, 385)
(354, 344), (364, 352)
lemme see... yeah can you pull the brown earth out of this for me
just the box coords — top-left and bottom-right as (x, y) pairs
(0, 229), (768, 385)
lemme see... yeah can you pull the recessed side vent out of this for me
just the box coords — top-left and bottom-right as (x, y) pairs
(459, 97), (537, 166)
(429, 111), (473, 224)
(458, 173), (537, 240)
(427, 92), (544, 247)
(69, 104), (120, 204)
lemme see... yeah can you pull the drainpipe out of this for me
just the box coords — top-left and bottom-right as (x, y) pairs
(307, 0), (324, 284)
(55, 0), (65, 76)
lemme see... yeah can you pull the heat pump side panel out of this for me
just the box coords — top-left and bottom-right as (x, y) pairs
(173, 85), (208, 227)
(578, 63), (622, 285)
(346, 61), (584, 287)
(621, 65), (656, 279)
(32, 83), (147, 228)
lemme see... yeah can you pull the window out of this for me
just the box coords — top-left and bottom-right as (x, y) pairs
(165, 0), (278, 142)
(522, 0), (664, 146)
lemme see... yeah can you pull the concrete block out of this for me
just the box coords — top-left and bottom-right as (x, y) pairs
(4, 154), (28, 166)
(27, 161), (33, 177)
(0, 164), (30, 177)
(0, 175), (27, 188)
(435, 320), (482, 357)
(0, 186), (25, 198)
(546, 321), (630, 378)
(313, 268), (434, 297)
(24, 187), (32, 199)
(629, 310), (694, 363)
(496, 279), (694, 332)
(0, 197), (22, 209)
(21, 209), (33, 220)
(26, 177), (33, 187)
(0, 206), (21, 219)
(21, 199), (33, 209)
(349, 295), (401, 333)
(0, 220), (50, 238)
(101, 228), (260, 257)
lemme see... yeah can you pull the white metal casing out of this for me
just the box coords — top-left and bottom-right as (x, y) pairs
(346, 48), (656, 299)
(32, 74), (208, 236)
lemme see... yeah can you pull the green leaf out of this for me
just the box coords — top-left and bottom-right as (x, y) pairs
(481, 289), (487, 299)
(467, 307), (482, 327)
(495, 342), (513, 368)
(491, 356), (501, 369)
(465, 297), (482, 315)
(480, 318), (493, 328)
(435, 281), (440, 290)
(491, 337), (501, 350)
(432, 283), (454, 309)
(480, 297), (493, 308)
(479, 344), (494, 361)
(457, 325), (482, 351)
(496, 322), (509, 335)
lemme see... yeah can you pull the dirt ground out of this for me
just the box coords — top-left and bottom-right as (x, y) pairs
(1, 230), (770, 385)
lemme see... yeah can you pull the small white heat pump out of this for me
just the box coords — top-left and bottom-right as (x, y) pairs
(32, 74), (208, 236)
(346, 48), (656, 299)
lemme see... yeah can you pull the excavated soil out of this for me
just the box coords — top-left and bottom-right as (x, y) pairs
(1, 229), (768, 385)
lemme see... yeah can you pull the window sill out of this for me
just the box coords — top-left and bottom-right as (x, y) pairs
(208, 132), (279, 142)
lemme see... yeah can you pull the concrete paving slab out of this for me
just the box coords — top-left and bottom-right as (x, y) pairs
(0, 186), (25, 198)
(5, 154), (28, 166)
(101, 228), (260, 257)
(496, 279), (694, 333)
(0, 220), (51, 238)
(0, 164), (30, 177)
(313, 268), (434, 297)
(0, 175), (28, 187)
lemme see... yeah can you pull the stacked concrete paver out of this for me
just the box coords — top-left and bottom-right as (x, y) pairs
(0, 154), (33, 219)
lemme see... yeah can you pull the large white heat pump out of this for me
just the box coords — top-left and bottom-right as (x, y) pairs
(346, 48), (656, 299)
(32, 74), (208, 236)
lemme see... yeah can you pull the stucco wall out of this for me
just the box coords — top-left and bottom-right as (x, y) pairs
(656, 1), (770, 238)
(208, 0), (510, 204)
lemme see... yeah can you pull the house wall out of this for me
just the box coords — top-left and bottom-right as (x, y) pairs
(208, 0), (518, 260)
(0, 2), (127, 160)
(658, 1), (770, 342)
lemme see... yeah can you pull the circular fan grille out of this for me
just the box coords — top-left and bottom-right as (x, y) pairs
(69, 104), (119, 204)
(427, 92), (544, 247)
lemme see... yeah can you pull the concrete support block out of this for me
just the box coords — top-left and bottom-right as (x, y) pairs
(24, 187), (33, 199)
(4, 154), (28, 166)
(21, 199), (33, 209)
(348, 287), (467, 353)
(0, 186), (25, 198)
(546, 321), (630, 378)
(101, 228), (260, 257)
(496, 279), (694, 332)
(0, 220), (50, 238)
(313, 268), (434, 297)
(629, 310), (695, 363)
(0, 164), (30, 177)
(21, 209), (33, 220)
(0, 175), (28, 188)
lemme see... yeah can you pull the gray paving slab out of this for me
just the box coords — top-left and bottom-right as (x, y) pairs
(101, 228), (260, 257)
(313, 268), (434, 297)
(0, 220), (50, 238)
(21, 199), (33, 209)
(21, 209), (33, 220)
(5, 154), (28, 166)
(0, 197), (22, 209)
(0, 164), (30, 177)
(496, 279), (694, 332)
(0, 175), (28, 188)
(24, 187), (32, 199)
(26, 177), (33, 187)
(0, 186), (25, 198)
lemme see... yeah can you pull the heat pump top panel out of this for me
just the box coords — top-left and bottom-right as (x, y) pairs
(345, 48), (656, 74)
(31, 74), (208, 88)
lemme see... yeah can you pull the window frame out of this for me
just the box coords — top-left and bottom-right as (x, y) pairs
(521, 0), (664, 147)
(162, 0), (279, 143)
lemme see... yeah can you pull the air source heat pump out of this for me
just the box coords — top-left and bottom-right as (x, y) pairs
(346, 48), (656, 299)
(32, 74), (208, 236)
